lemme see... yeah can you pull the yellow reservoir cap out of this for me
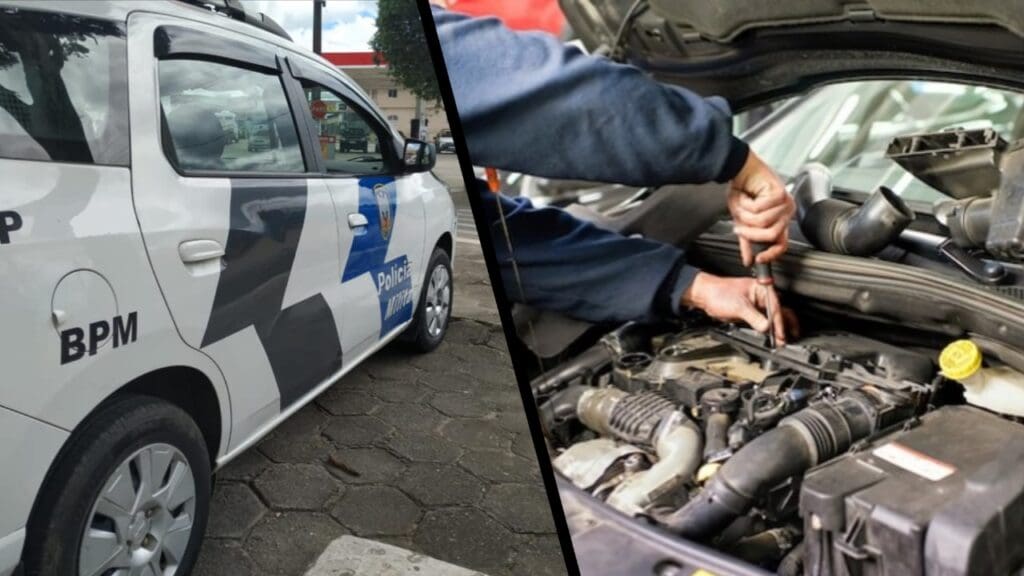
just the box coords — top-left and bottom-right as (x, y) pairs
(940, 340), (982, 381)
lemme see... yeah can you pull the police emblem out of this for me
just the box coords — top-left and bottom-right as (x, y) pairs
(374, 182), (392, 239)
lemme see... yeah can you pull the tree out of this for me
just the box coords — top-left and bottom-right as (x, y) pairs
(370, 0), (440, 103)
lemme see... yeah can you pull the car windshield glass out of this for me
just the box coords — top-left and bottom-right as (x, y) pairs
(746, 80), (1024, 204)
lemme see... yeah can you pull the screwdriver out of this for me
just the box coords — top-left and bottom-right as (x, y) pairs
(751, 242), (777, 349)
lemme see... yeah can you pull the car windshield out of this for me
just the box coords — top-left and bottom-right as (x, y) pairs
(746, 80), (1024, 204)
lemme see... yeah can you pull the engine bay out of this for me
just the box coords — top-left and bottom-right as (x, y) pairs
(536, 320), (1024, 575)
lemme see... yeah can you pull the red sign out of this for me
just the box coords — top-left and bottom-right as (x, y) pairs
(310, 99), (327, 120)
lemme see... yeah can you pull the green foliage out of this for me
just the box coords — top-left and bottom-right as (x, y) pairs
(370, 0), (440, 103)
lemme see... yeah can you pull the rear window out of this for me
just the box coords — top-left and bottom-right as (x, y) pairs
(0, 8), (129, 166)
(158, 59), (305, 174)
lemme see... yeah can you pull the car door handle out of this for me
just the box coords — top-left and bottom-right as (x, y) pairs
(179, 239), (225, 264)
(348, 213), (369, 229)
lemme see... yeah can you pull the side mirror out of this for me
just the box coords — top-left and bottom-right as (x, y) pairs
(403, 139), (436, 173)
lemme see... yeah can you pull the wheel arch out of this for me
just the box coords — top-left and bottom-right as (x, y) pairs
(435, 231), (453, 258)
(21, 367), (221, 573)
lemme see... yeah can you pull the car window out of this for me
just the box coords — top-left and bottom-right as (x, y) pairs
(300, 80), (393, 176)
(158, 59), (304, 173)
(747, 80), (1024, 204)
(0, 9), (128, 166)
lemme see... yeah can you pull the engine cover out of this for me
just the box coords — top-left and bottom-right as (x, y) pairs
(800, 405), (1024, 576)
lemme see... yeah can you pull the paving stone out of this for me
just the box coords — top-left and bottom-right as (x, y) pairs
(510, 534), (571, 576)
(206, 484), (266, 539)
(373, 403), (448, 436)
(363, 354), (422, 382)
(470, 367), (519, 390)
(193, 539), (257, 576)
(366, 379), (432, 404)
(512, 433), (540, 460)
(414, 508), (516, 576)
(477, 386), (529, 412)
(442, 319), (493, 347)
(315, 388), (381, 417)
(370, 535), (420, 554)
(217, 449), (271, 482)
(330, 486), (423, 536)
(322, 415), (395, 447)
(485, 331), (513, 353)
(385, 431), (464, 463)
(440, 418), (514, 451)
(334, 369), (377, 391)
(245, 512), (347, 575)
(482, 484), (557, 533)
(259, 433), (335, 465)
(417, 370), (481, 393)
(257, 405), (332, 464)
(254, 464), (341, 511)
(493, 407), (530, 434)
(407, 346), (460, 372)
(459, 450), (540, 484)
(268, 403), (330, 437)
(429, 391), (495, 418)
(398, 463), (485, 507)
(449, 344), (509, 372)
(324, 447), (406, 485)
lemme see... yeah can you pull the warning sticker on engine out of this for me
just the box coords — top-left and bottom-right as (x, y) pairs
(872, 442), (956, 481)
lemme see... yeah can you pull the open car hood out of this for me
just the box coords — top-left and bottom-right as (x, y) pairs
(560, 0), (1024, 108)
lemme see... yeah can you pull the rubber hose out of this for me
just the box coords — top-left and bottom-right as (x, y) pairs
(703, 412), (732, 461)
(539, 386), (588, 430)
(793, 164), (914, 256)
(778, 542), (805, 576)
(531, 344), (612, 396)
(659, 392), (879, 539)
(607, 418), (703, 515)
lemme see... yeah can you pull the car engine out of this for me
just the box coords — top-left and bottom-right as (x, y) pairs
(535, 321), (1024, 575)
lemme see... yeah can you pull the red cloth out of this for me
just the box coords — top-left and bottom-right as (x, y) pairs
(445, 0), (565, 35)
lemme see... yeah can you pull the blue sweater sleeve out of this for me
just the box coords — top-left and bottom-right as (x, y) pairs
(481, 183), (699, 324)
(432, 7), (748, 186)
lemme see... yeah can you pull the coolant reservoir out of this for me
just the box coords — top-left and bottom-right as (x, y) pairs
(939, 340), (1024, 417)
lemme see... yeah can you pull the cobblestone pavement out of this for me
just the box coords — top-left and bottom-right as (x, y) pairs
(194, 321), (565, 576)
(194, 162), (567, 574)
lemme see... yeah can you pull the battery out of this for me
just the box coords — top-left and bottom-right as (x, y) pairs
(800, 405), (1024, 576)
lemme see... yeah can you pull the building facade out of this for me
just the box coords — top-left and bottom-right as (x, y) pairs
(323, 52), (449, 141)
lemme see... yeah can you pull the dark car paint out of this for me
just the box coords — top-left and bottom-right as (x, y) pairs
(560, 0), (1024, 110)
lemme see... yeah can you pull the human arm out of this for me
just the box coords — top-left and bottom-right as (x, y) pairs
(434, 8), (793, 263)
(432, 7), (748, 186)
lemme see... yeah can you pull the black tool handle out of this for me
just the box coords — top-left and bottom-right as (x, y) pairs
(751, 242), (773, 284)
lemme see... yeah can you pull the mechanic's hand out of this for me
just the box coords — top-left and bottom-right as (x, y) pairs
(680, 272), (799, 343)
(728, 151), (795, 266)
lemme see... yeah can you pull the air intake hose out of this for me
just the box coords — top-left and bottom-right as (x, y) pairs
(577, 388), (702, 515)
(794, 163), (915, 256)
(657, 390), (893, 539)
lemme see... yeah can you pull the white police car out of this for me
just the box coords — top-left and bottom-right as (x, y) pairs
(0, 2), (456, 574)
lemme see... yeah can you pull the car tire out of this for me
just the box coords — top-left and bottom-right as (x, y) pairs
(402, 247), (452, 353)
(22, 395), (211, 576)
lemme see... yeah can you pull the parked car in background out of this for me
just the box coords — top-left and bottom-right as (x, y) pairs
(435, 129), (456, 153)
(340, 125), (370, 152)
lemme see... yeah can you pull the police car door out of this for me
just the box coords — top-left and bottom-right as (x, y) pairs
(285, 58), (426, 363)
(128, 16), (345, 445)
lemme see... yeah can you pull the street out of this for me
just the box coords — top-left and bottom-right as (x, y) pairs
(194, 155), (565, 576)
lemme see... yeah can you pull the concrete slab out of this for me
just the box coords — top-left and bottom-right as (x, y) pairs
(305, 536), (486, 576)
